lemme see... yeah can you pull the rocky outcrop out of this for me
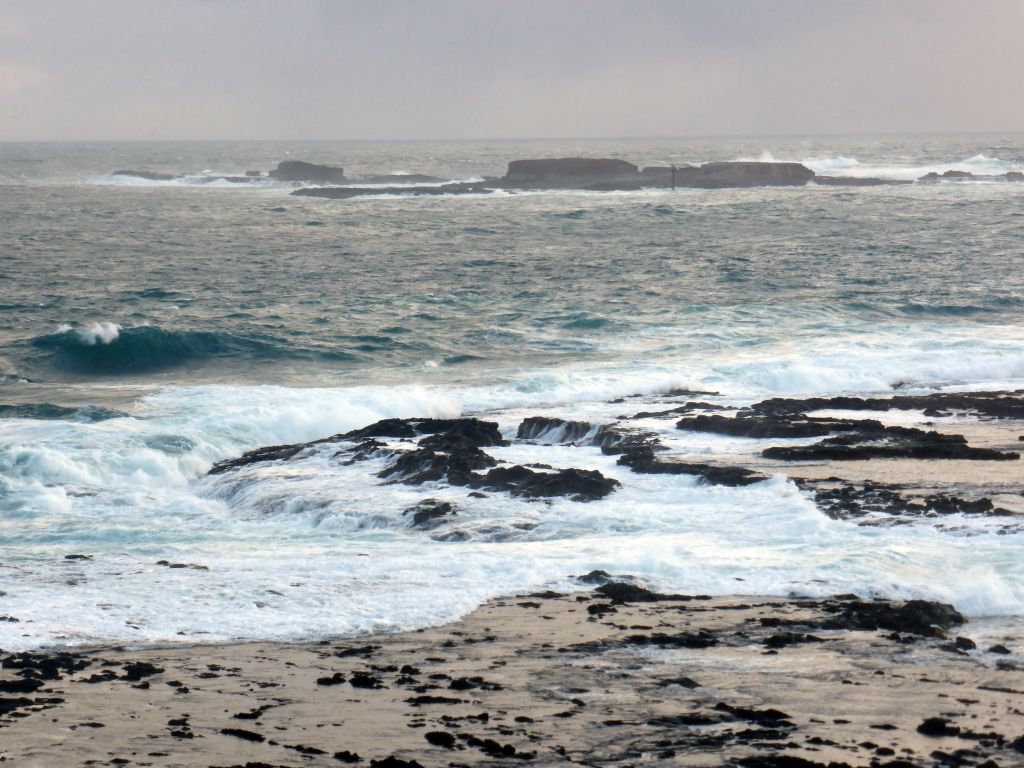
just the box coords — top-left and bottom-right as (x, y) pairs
(112, 170), (175, 181)
(918, 170), (1024, 184)
(499, 158), (640, 189)
(673, 162), (814, 188)
(270, 161), (346, 183)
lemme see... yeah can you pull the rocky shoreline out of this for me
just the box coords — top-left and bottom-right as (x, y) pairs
(109, 157), (1024, 199)
(5, 390), (1023, 765)
(2, 587), (1023, 767)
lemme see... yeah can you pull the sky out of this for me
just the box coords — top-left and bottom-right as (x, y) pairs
(1, 0), (1022, 141)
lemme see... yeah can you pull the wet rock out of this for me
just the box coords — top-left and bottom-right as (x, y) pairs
(820, 599), (965, 637)
(715, 701), (793, 725)
(596, 581), (690, 603)
(334, 751), (362, 763)
(626, 631), (717, 649)
(155, 560), (209, 571)
(219, 727), (266, 742)
(369, 757), (424, 768)
(750, 391), (1024, 421)
(63, 554), (92, 561)
(121, 662), (163, 681)
(617, 444), (767, 485)
(403, 499), (456, 528)
(467, 465), (619, 501)
(917, 716), (960, 736)
(516, 416), (594, 443)
(577, 569), (612, 584)
(676, 413), (846, 438)
(208, 443), (307, 474)
(763, 425), (1018, 461)
(424, 731), (456, 748)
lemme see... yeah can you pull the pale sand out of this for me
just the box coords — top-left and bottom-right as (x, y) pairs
(2, 591), (1023, 767)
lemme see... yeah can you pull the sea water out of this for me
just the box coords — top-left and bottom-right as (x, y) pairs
(2, 135), (1024, 650)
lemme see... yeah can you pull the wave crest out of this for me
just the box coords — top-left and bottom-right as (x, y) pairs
(31, 324), (290, 374)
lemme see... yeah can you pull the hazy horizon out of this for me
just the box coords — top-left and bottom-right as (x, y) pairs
(2, 0), (1022, 143)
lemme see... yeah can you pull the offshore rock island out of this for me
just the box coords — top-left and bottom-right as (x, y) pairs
(109, 157), (1024, 199)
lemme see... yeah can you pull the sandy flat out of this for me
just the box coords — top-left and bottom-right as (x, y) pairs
(2, 590), (1023, 767)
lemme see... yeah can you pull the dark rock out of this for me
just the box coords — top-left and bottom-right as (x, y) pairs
(403, 499), (456, 528)
(369, 758), (424, 768)
(988, 644), (1012, 654)
(763, 632), (824, 649)
(270, 160), (346, 183)
(626, 631), (717, 649)
(220, 727), (265, 742)
(500, 158), (639, 189)
(516, 416), (594, 443)
(63, 554), (92, 561)
(467, 465), (619, 501)
(316, 672), (347, 686)
(917, 717), (960, 736)
(820, 599), (965, 637)
(0, 678), (44, 694)
(676, 413), (843, 439)
(618, 444), (766, 485)
(763, 425), (1018, 461)
(334, 750), (362, 762)
(121, 662), (163, 681)
(424, 731), (456, 748)
(596, 581), (689, 603)
(577, 569), (612, 584)
(954, 636), (977, 651)
(673, 161), (814, 188)
(715, 701), (793, 725)
(208, 443), (307, 474)
(349, 672), (385, 689)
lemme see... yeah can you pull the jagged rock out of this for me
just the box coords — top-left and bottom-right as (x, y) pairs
(270, 160), (346, 183)
(467, 465), (619, 502)
(819, 599), (965, 637)
(208, 443), (307, 474)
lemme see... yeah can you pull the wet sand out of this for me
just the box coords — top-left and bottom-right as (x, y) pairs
(3, 590), (1023, 767)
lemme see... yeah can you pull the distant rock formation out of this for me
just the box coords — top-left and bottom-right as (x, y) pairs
(918, 170), (1024, 184)
(500, 158), (640, 188)
(269, 161), (346, 183)
(671, 161), (815, 188)
(112, 170), (175, 181)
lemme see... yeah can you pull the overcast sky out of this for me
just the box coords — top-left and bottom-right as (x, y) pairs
(1, 0), (1021, 141)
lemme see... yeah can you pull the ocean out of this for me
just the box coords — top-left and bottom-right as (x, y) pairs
(2, 135), (1024, 651)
